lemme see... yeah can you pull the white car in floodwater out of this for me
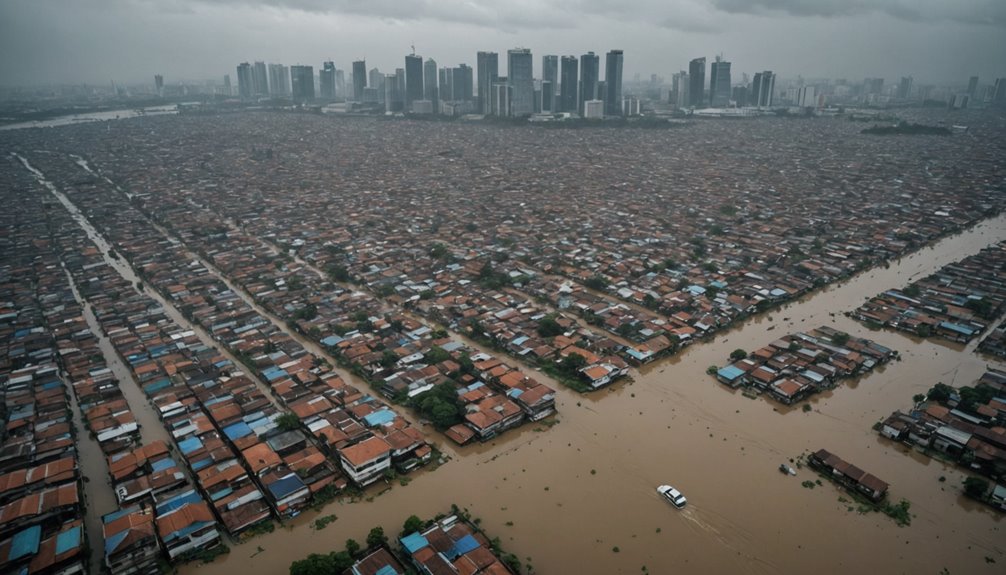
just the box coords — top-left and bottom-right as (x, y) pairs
(657, 484), (687, 508)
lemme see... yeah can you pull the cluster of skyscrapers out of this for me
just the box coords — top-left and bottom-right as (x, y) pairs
(229, 51), (1006, 115)
(235, 48), (629, 118)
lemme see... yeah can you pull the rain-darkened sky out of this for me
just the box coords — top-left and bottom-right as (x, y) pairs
(1, 0), (1003, 86)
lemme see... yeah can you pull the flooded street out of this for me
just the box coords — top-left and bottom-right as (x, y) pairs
(168, 215), (1006, 575)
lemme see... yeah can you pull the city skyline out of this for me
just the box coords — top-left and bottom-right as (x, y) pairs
(1, 1), (1004, 87)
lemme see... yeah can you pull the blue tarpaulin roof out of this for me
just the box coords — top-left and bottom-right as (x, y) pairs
(321, 335), (344, 347)
(444, 534), (480, 560)
(267, 474), (307, 500)
(400, 532), (429, 554)
(55, 526), (81, 555)
(143, 378), (171, 395)
(717, 365), (745, 381)
(150, 458), (176, 472)
(261, 367), (288, 382)
(177, 436), (203, 455)
(156, 490), (202, 515)
(939, 321), (977, 336)
(9, 525), (41, 561)
(223, 421), (253, 440)
(363, 410), (397, 427)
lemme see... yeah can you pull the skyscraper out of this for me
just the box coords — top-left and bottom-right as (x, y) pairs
(424, 58), (439, 111)
(352, 60), (367, 102)
(750, 71), (775, 107)
(967, 76), (979, 99)
(290, 65), (315, 103)
(452, 64), (473, 102)
(542, 55), (559, 96)
(508, 48), (534, 116)
(541, 80), (553, 113)
(994, 78), (1006, 105)
(236, 62), (253, 100)
(493, 76), (511, 117)
(897, 76), (913, 100)
(579, 52), (599, 115)
(675, 72), (690, 108)
(253, 61), (269, 96)
(268, 63), (290, 97)
(709, 57), (731, 107)
(560, 56), (577, 113)
(320, 61), (336, 101)
(688, 57), (706, 107)
(335, 69), (345, 99)
(477, 51), (499, 115)
(154, 74), (163, 96)
(223, 74), (232, 97)
(405, 54), (424, 110)
(604, 50), (623, 116)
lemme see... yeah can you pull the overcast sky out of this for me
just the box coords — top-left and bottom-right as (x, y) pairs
(1, 0), (1003, 87)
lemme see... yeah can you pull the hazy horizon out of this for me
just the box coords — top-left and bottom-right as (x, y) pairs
(1, 0), (1004, 87)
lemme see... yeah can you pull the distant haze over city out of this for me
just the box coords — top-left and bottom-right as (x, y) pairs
(1, 0), (1004, 86)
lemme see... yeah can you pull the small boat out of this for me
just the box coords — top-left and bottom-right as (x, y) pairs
(657, 485), (687, 508)
(779, 463), (796, 476)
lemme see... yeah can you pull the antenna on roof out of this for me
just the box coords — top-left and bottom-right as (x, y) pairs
(411, 44), (416, 56)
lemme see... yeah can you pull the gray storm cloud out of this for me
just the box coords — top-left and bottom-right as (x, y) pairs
(0, 0), (1002, 85)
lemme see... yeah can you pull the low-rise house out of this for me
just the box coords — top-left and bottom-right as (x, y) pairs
(102, 506), (160, 575)
(337, 436), (392, 486)
(809, 449), (889, 502)
(154, 489), (221, 560)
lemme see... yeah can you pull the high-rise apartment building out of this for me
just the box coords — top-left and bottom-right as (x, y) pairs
(542, 55), (559, 96)
(405, 54), (424, 110)
(508, 48), (534, 116)
(268, 63), (290, 97)
(709, 57), (731, 107)
(352, 60), (367, 101)
(252, 61), (269, 96)
(424, 58), (439, 111)
(236, 62), (253, 100)
(689, 57), (706, 107)
(560, 56), (578, 113)
(579, 52), (599, 115)
(319, 61), (336, 101)
(477, 51), (499, 115)
(604, 50), (623, 116)
(290, 65), (315, 103)
(750, 71), (775, 107)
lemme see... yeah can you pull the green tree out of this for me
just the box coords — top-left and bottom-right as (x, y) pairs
(425, 346), (450, 364)
(294, 303), (317, 321)
(537, 315), (564, 338)
(927, 383), (954, 403)
(402, 514), (424, 535)
(963, 476), (990, 499)
(327, 265), (350, 282)
(379, 350), (399, 368)
(366, 526), (387, 549)
(831, 332), (850, 346)
(730, 349), (748, 361)
(429, 243), (449, 259)
(289, 553), (336, 575)
(345, 539), (361, 558)
(560, 352), (587, 374)
(584, 275), (608, 291)
(276, 413), (301, 432)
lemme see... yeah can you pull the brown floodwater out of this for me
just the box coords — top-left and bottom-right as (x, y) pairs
(174, 215), (1006, 575)
(24, 150), (1006, 575)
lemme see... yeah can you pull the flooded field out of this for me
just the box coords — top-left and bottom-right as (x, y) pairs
(171, 214), (1006, 575)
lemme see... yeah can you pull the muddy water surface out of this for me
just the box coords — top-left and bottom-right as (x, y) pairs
(166, 215), (1006, 575)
